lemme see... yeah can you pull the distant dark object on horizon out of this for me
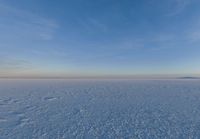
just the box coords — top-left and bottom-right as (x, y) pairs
(178, 77), (200, 79)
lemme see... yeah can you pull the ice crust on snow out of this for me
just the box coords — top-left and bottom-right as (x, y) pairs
(0, 79), (200, 139)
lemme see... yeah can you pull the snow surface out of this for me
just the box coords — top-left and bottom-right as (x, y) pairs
(0, 79), (200, 139)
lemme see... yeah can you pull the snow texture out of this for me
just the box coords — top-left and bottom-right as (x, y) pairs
(0, 79), (200, 139)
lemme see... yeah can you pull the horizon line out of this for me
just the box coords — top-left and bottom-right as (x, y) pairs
(0, 75), (200, 80)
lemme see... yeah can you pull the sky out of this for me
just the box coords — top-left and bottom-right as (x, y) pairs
(0, 0), (200, 78)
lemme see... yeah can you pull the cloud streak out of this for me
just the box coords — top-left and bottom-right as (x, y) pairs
(0, 3), (59, 41)
(0, 57), (33, 77)
(167, 0), (191, 16)
(0, 57), (31, 69)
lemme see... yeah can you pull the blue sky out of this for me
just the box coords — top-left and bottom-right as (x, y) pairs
(0, 0), (200, 78)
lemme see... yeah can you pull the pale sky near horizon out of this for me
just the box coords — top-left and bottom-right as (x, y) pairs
(0, 0), (200, 78)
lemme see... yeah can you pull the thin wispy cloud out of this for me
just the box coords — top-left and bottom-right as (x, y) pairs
(0, 57), (32, 77)
(76, 17), (108, 34)
(166, 0), (191, 16)
(0, 3), (59, 41)
(184, 18), (200, 42)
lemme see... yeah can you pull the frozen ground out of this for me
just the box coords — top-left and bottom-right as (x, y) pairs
(0, 79), (200, 139)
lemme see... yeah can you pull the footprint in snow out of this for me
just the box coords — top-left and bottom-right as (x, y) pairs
(1, 98), (19, 105)
(43, 96), (57, 101)
(17, 117), (30, 127)
(25, 105), (38, 111)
